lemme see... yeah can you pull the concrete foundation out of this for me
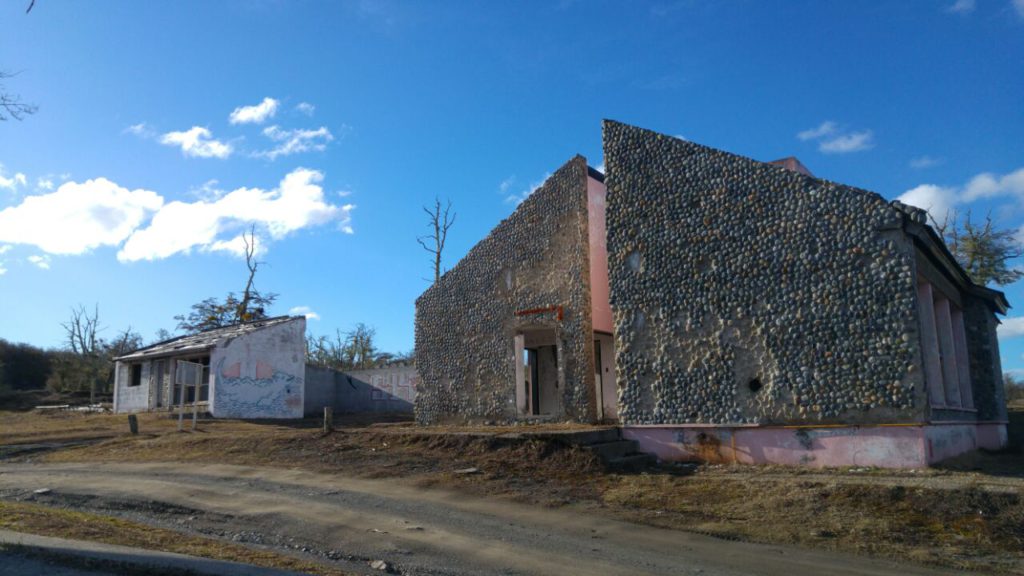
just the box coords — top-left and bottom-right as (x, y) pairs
(624, 422), (1008, 468)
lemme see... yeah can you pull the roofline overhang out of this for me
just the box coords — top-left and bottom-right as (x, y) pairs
(114, 345), (216, 363)
(903, 218), (1010, 315)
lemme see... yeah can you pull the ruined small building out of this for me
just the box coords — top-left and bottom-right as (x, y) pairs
(414, 120), (1010, 467)
(114, 316), (307, 419)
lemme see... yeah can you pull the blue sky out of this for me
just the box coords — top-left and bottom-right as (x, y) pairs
(1, 1), (1023, 369)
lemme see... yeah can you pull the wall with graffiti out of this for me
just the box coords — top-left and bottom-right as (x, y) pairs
(210, 317), (306, 419)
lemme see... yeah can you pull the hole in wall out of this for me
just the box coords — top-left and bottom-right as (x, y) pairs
(748, 378), (763, 394)
(626, 250), (643, 272)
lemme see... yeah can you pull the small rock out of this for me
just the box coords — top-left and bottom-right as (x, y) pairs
(454, 467), (480, 475)
(369, 559), (391, 571)
(32, 488), (51, 495)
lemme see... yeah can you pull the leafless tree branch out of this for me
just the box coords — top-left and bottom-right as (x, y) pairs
(417, 197), (456, 283)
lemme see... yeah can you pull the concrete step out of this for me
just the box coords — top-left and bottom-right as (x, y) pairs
(606, 453), (656, 473)
(537, 428), (621, 446)
(587, 439), (639, 461)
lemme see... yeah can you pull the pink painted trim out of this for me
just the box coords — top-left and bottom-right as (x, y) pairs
(624, 422), (1008, 469)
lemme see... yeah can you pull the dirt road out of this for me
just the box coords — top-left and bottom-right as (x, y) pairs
(0, 462), (963, 576)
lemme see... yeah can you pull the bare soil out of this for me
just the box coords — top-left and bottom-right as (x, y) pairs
(1, 408), (1022, 574)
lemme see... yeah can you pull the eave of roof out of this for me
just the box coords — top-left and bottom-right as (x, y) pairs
(902, 215), (1010, 315)
(114, 315), (302, 362)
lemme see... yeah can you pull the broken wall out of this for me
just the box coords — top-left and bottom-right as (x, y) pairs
(415, 156), (597, 424)
(603, 121), (924, 426)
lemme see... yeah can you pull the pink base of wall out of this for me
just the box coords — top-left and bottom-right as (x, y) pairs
(623, 422), (1008, 469)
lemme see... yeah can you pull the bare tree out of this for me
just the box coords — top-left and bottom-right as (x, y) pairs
(61, 304), (103, 403)
(175, 227), (277, 333)
(0, 71), (37, 121)
(931, 210), (1024, 286)
(63, 304), (101, 357)
(236, 226), (264, 322)
(417, 197), (456, 283)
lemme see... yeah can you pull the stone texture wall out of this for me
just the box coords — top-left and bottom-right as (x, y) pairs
(603, 120), (924, 426)
(963, 297), (1008, 422)
(415, 156), (596, 424)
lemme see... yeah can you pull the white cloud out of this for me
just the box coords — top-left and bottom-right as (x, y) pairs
(1014, 0), (1024, 18)
(961, 168), (1024, 202)
(0, 178), (163, 255)
(27, 254), (50, 270)
(160, 127), (233, 159)
(205, 233), (266, 259)
(124, 122), (157, 138)
(909, 155), (942, 169)
(506, 173), (551, 205)
(36, 177), (54, 191)
(255, 126), (333, 160)
(797, 121), (874, 154)
(999, 317), (1024, 339)
(229, 97), (279, 125)
(819, 130), (874, 154)
(797, 121), (837, 141)
(897, 184), (958, 222)
(118, 167), (353, 262)
(288, 306), (320, 321)
(0, 263), (5, 275)
(946, 0), (975, 13)
(295, 102), (315, 116)
(0, 245), (10, 255)
(898, 166), (1024, 223)
(0, 167), (27, 191)
(498, 176), (515, 194)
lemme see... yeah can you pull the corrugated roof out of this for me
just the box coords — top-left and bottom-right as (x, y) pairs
(114, 315), (301, 362)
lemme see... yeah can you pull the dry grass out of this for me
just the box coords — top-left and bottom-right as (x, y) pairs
(0, 500), (348, 575)
(5, 409), (1024, 573)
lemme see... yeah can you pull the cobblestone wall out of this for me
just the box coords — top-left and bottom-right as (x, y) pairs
(964, 297), (1008, 422)
(603, 120), (924, 425)
(414, 156), (597, 424)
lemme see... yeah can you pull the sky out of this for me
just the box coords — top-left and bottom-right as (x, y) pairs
(1, 1), (1023, 370)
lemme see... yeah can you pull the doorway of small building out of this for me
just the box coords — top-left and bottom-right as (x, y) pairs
(514, 329), (559, 417)
(594, 332), (617, 421)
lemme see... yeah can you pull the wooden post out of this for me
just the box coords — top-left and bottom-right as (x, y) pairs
(178, 371), (186, 432)
(323, 406), (333, 434)
(191, 381), (198, 430)
(127, 414), (138, 435)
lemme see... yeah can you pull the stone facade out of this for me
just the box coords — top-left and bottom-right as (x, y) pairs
(414, 156), (597, 424)
(412, 120), (1008, 466)
(963, 297), (1008, 422)
(603, 120), (925, 426)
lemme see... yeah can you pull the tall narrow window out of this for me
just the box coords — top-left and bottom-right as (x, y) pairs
(129, 364), (142, 387)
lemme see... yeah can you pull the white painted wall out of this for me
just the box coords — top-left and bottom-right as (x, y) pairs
(210, 317), (306, 419)
(113, 360), (152, 413)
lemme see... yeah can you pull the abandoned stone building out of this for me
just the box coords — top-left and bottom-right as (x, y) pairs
(114, 315), (418, 419)
(414, 120), (1010, 468)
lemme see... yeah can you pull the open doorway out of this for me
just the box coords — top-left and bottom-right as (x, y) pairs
(594, 332), (617, 421)
(514, 329), (559, 417)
